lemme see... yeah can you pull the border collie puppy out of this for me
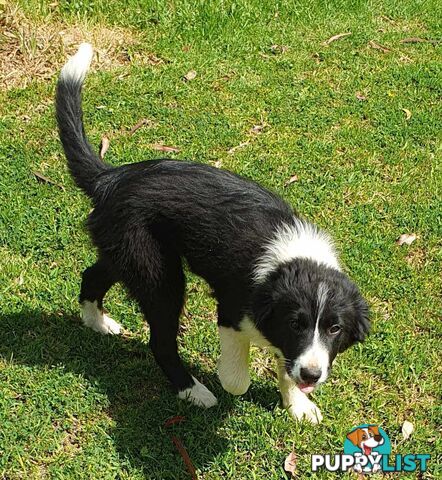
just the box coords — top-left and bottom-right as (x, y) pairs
(56, 44), (369, 423)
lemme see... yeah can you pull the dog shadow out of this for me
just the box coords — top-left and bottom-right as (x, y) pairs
(0, 309), (280, 478)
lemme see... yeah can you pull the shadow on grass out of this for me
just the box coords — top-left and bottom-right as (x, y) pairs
(0, 309), (275, 478)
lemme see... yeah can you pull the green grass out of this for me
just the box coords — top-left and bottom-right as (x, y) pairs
(1, 0), (441, 478)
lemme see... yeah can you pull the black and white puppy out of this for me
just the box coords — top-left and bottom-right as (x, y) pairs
(56, 44), (369, 423)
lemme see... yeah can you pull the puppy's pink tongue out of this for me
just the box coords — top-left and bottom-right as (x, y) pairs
(298, 383), (315, 394)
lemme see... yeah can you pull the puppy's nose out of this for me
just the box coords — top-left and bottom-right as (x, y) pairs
(300, 367), (322, 384)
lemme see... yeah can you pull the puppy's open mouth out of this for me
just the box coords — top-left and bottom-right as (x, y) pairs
(297, 383), (316, 394)
(363, 445), (372, 455)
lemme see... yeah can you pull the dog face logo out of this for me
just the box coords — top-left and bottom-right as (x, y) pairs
(346, 425), (384, 456)
(344, 424), (391, 473)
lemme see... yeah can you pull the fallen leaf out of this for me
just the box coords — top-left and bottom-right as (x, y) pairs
(171, 436), (197, 480)
(151, 144), (180, 153)
(33, 171), (64, 190)
(396, 233), (417, 246)
(369, 40), (391, 52)
(182, 45), (191, 52)
(402, 108), (412, 120)
(183, 70), (197, 81)
(355, 92), (367, 101)
(284, 174), (299, 186)
(323, 32), (352, 46)
(99, 135), (110, 159)
(214, 160), (223, 168)
(164, 416), (186, 428)
(400, 37), (440, 44)
(402, 420), (414, 440)
(128, 118), (151, 135)
(284, 451), (297, 476)
(228, 141), (249, 154)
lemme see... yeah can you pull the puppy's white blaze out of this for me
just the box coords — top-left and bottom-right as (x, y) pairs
(178, 376), (218, 408)
(81, 300), (122, 335)
(316, 281), (329, 322)
(60, 43), (93, 83)
(253, 219), (340, 283)
(291, 282), (330, 383)
(218, 326), (251, 395)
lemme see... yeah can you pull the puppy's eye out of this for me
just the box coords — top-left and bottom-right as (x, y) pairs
(328, 324), (341, 335)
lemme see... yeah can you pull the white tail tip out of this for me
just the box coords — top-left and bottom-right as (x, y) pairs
(60, 43), (93, 83)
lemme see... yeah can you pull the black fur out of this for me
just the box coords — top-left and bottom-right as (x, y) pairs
(56, 70), (369, 396)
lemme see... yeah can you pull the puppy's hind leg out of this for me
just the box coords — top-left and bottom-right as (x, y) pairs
(131, 252), (217, 408)
(79, 258), (122, 334)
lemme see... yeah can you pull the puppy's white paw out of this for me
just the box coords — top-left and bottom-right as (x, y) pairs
(99, 313), (122, 335)
(218, 364), (251, 395)
(178, 377), (218, 408)
(288, 397), (323, 424)
(81, 301), (122, 335)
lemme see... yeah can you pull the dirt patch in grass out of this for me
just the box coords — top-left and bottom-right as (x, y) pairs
(0, 3), (143, 90)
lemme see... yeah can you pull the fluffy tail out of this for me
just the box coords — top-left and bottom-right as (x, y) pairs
(56, 43), (109, 198)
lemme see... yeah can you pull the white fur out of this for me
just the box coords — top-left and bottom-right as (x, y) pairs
(218, 326), (251, 395)
(253, 218), (340, 283)
(217, 317), (284, 395)
(60, 43), (93, 83)
(81, 300), (122, 335)
(178, 376), (218, 408)
(316, 281), (329, 321)
(291, 282), (330, 384)
(278, 365), (323, 423)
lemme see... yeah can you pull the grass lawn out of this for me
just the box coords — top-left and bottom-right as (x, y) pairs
(0, 0), (441, 478)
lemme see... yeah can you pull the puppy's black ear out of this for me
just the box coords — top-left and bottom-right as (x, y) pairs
(251, 281), (273, 325)
(339, 294), (370, 353)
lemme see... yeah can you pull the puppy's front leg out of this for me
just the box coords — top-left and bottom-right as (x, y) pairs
(278, 365), (323, 424)
(218, 327), (251, 395)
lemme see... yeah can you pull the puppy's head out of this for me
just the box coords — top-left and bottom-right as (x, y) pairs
(347, 426), (384, 453)
(252, 258), (369, 393)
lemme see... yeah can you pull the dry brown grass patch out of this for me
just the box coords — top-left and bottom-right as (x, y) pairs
(0, 3), (142, 90)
